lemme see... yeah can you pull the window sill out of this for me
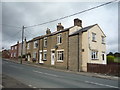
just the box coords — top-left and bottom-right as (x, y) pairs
(102, 43), (105, 44)
(44, 46), (47, 48)
(57, 60), (63, 62)
(42, 59), (47, 61)
(57, 43), (62, 45)
(91, 59), (99, 60)
(92, 40), (97, 42)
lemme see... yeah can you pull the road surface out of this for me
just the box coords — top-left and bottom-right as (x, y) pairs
(2, 59), (119, 89)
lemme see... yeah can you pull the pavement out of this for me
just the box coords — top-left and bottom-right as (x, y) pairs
(2, 74), (34, 89)
(2, 59), (119, 89)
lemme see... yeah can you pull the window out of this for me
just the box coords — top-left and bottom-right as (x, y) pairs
(34, 41), (38, 48)
(102, 36), (105, 44)
(43, 51), (47, 60)
(15, 46), (17, 50)
(102, 52), (105, 60)
(11, 53), (13, 57)
(57, 51), (64, 61)
(33, 52), (37, 59)
(44, 37), (47, 47)
(27, 43), (30, 49)
(92, 33), (96, 42)
(12, 47), (14, 50)
(91, 50), (98, 60)
(57, 34), (62, 44)
(14, 53), (16, 57)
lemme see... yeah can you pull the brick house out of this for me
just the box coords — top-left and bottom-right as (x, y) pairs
(2, 49), (10, 59)
(10, 41), (19, 59)
(26, 18), (106, 71)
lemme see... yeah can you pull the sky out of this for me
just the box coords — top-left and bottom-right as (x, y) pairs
(1, 1), (118, 53)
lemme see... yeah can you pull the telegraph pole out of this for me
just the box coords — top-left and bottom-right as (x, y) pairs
(20, 26), (25, 64)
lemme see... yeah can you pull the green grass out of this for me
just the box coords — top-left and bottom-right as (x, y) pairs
(114, 57), (120, 63)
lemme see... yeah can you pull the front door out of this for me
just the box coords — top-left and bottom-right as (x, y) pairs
(51, 51), (55, 65)
(28, 55), (30, 61)
(39, 51), (44, 63)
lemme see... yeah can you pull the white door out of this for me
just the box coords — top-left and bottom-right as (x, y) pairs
(51, 51), (55, 65)
(28, 55), (30, 61)
(39, 52), (44, 63)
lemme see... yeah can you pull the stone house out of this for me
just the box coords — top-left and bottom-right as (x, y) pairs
(25, 18), (106, 71)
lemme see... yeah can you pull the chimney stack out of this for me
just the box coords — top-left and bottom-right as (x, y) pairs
(74, 18), (82, 27)
(46, 28), (51, 34)
(57, 23), (64, 31)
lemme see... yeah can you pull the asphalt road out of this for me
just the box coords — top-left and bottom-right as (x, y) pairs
(2, 59), (119, 89)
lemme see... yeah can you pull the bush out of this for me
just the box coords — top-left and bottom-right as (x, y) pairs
(107, 55), (115, 63)
(18, 56), (21, 58)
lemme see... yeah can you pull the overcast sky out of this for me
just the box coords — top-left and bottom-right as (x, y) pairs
(2, 1), (118, 53)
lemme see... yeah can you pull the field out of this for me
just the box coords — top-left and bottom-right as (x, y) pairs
(114, 57), (120, 63)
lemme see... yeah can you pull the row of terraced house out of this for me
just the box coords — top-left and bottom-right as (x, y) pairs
(10, 18), (106, 72)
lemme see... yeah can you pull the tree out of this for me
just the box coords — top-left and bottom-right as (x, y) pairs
(107, 52), (114, 56)
(114, 52), (120, 57)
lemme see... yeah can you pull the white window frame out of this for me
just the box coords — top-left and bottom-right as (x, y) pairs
(57, 50), (64, 62)
(91, 50), (98, 60)
(14, 53), (16, 57)
(27, 43), (30, 49)
(102, 52), (105, 61)
(11, 53), (12, 57)
(43, 50), (47, 60)
(57, 34), (62, 44)
(33, 52), (37, 59)
(44, 37), (47, 47)
(92, 33), (96, 41)
(34, 41), (38, 48)
(102, 36), (105, 44)
(15, 46), (17, 50)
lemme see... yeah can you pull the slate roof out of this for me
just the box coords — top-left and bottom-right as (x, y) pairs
(69, 24), (97, 36)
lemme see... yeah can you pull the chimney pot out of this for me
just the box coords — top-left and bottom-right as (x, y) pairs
(74, 18), (82, 27)
(46, 28), (51, 34)
(57, 23), (64, 31)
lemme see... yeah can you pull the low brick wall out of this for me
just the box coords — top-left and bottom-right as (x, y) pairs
(87, 63), (120, 76)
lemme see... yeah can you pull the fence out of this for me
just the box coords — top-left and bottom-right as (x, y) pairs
(87, 63), (120, 76)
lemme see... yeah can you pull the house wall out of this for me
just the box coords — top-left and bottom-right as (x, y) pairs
(26, 41), (33, 62)
(55, 31), (69, 69)
(31, 40), (39, 63)
(81, 25), (106, 72)
(69, 35), (79, 71)
(10, 44), (19, 60)
(2, 50), (10, 58)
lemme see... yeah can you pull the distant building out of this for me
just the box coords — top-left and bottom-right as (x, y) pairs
(2, 49), (10, 59)
(10, 42), (19, 59)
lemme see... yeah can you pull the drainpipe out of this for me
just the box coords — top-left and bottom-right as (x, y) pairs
(78, 34), (79, 72)
(67, 31), (69, 70)
(38, 39), (40, 63)
(42, 38), (44, 61)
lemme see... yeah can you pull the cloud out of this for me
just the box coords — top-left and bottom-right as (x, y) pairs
(2, 2), (118, 53)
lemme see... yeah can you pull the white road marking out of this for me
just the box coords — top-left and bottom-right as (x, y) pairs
(33, 87), (37, 88)
(33, 70), (60, 77)
(9, 65), (23, 69)
(85, 81), (119, 88)
(28, 85), (32, 87)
